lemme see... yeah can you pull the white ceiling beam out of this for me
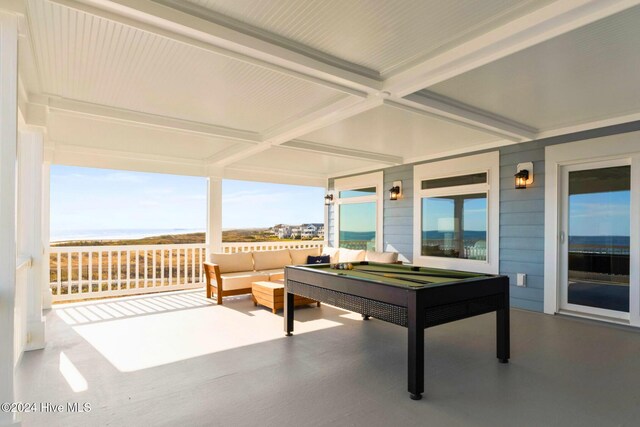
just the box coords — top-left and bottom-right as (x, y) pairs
(536, 111), (640, 140)
(51, 142), (208, 176)
(213, 96), (384, 167)
(384, 0), (640, 97)
(39, 96), (261, 143)
(51, 0), (379, 97)
(224, 164), (327, 187)
(262, 96), (383, 145)
(282, 140), (403, 165)
(388, 92), (538, 141)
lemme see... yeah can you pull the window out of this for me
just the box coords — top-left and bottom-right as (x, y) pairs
(413, 152), (499, 273)
(334, 172), (383, 251)
(421, 193), (487, 260)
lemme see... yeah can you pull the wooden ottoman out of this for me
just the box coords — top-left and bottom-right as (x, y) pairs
(252, 280), (320, 314)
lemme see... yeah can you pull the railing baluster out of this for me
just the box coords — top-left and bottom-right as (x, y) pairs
(135, 250), (140, 289)
(168, 249), (172, 286)
(108, 250), (112, 291)
(144, 249), (148, 288)
(98, 250), (102, 293)
(184, 248), (188, 285)
(176, 249), (181, 285)
(191, 247), (195, 284)
(66, 251), (72, 296)
(161, 249), (165, 286)
(127, 250), (131, 289)
(117, 251), (122, 290)
(56, 252), (61, 295)
(88, 251), (93, 293)
(153, 249), (157, 288)
(78, 251), (83, 295)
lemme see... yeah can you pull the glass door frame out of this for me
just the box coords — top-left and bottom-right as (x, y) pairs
(333, 172), (384, 252)
(559, 158), (633, 321)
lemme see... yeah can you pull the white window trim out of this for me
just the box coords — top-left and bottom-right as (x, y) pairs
(333, 171), (383, 252)
(413, 151), (500, 274)
(544, 131), (640, 327)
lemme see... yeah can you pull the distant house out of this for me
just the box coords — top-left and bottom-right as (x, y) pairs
(290, 227), (302, 238)
(272, 224), (293, 239)
(272, 223), (324, 239)
(301, 223), (324, 239)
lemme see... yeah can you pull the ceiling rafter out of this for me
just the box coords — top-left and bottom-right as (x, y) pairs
(213, 95), (385, 167)
(383, 0), (640, 97)
(386, 91), (538, 142)
(157, 0), (380, 81)
(282, 139), (403, 166)
(34, 96), (262, 143)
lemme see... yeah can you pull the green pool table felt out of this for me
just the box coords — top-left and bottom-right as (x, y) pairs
(302, 263), (486, 288)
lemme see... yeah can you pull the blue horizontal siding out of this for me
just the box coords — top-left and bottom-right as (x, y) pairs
(383, 164), (413, 263)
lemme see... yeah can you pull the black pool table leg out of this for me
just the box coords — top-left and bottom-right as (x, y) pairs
(497, 292), (510, 363)
(408, 292), (425, 400)
(361, 314), (370, 320)
(285, 291), (294, 336)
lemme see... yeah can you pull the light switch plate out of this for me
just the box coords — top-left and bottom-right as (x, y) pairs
(517, 273), (527, 287)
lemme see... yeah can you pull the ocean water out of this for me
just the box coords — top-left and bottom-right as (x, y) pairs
(50, 228), (205, 242)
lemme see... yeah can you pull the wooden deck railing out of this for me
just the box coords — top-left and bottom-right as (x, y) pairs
(49, 240), (325, 302)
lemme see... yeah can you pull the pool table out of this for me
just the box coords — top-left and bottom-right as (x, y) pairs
(284, 262), (510, 400)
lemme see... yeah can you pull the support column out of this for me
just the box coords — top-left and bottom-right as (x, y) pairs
(17, 128), (46, 350)
(206, 176), (223, 257)
(41, 158), (52, 310)
(0, 12), (20, 427)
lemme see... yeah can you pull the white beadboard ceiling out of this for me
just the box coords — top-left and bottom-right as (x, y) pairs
(26, 0), (346, 133)
(230, 146), (381, 178)
(177, 0), (553, 76)
(296, 105), (502, 161)
(12, 0), (640, 183)
(47, 111), (241, 160)
(428, 6), (640, 132)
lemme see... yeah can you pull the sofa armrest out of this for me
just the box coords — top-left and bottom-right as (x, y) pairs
(203, 261), (223, 303)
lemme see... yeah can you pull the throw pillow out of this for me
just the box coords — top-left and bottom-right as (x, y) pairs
(307, 255), (330, 264)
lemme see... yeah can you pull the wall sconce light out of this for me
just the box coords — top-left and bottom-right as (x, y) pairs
(389, 181), (402, 201)
(514, 162), (533, 189)
(324, 194), (334, 205)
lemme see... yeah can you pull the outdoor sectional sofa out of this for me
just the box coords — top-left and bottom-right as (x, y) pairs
(203, 247), (398, 304)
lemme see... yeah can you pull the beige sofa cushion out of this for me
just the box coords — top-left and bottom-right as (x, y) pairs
(220, 272), (268, 291)
(321, 246), (340, 263)
(256, 269), (285, 281)
(338, 248), (366, 263)
(289, 247), (321, 265)
(210, 252), (254, 274)
(253, 249), (292, 271)
(365, 251), (398, 264)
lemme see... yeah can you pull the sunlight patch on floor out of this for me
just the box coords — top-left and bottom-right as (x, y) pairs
(59, 352), (88, 392)
(70, 298), (342, 372)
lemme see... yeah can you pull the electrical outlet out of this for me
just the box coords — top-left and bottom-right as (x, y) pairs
(517, 273), (527, 287)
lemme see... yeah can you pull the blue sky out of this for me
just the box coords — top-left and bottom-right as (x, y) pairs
(569, 191), (630, 236)
(422, 197), (487, 232)
(339, 202), (375, 232)
(50, 166), (324, 234)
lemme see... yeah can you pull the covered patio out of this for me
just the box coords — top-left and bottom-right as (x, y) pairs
(3, 1), (640, 426)
(17, 291), (640, 426)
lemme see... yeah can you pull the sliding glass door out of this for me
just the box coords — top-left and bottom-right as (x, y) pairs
(560, 160), (631, 319)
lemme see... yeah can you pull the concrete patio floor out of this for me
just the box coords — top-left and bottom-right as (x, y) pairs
(16, 289), (640, 427)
